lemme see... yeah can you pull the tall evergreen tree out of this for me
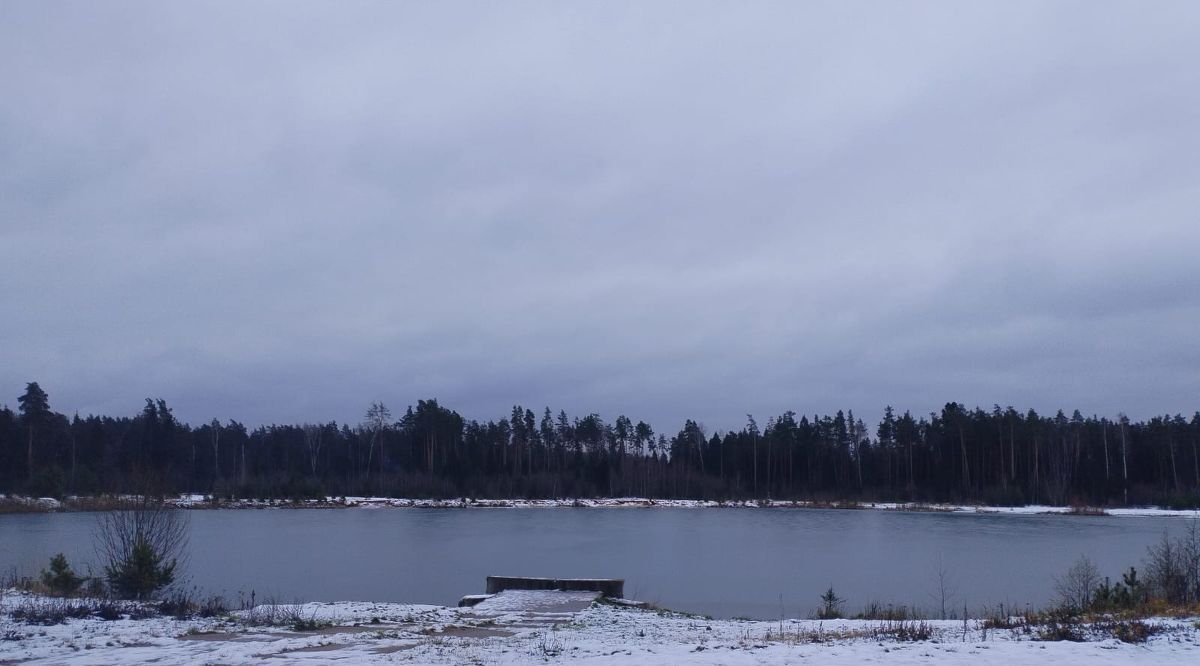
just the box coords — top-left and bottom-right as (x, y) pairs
(18, 382), (50, 480)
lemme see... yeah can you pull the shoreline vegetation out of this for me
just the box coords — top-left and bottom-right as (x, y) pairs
(6, 382), (1200, 511)
(4, 493), (1200, 516)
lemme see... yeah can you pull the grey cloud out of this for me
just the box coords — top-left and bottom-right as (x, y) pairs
(1, 1), (1197, 431)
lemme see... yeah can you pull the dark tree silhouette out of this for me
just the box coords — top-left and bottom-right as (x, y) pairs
(17, 382), (50, 481)
(2, 382), (1198, 507)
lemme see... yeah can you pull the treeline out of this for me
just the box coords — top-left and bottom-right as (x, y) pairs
(3, 382), (1199, 507)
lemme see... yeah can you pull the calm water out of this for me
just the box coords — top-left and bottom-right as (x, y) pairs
(0, 508), (1188, 619)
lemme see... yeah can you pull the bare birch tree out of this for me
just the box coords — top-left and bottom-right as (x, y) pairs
(303, 423), (323, 477)
(363, 402), (392, 477)
(1055, 555), (1100, 610)
(928, 554), (957, 619)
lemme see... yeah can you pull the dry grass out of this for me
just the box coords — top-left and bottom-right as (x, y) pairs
(238, 596), (329, 632)
(759, 619), (934, 645)
(1066, 505), (1109, 516)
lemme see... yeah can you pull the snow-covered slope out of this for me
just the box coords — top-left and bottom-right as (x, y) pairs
(2, 590), (1198, 664)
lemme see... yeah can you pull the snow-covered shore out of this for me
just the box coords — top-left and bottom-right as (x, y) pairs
(2, 589), (1198, 665)
(8, 493), (1198, 517)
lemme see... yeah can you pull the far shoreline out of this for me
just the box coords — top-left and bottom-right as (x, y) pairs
(3, 494), (1199, 518)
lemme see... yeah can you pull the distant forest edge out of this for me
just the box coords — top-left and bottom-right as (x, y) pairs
(4, 382), (1200, 508)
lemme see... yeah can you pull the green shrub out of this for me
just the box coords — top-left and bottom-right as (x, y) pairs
(105, 538), (176, 600)
(40, 554), (83, 596)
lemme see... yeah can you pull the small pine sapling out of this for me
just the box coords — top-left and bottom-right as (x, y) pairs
(818, 586), (844, 619)
(41, 553), (84, 596)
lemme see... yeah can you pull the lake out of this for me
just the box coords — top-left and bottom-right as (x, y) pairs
(0, 508), (1189, 619)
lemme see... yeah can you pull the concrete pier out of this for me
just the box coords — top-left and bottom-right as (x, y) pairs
(484, 576), (624, 598)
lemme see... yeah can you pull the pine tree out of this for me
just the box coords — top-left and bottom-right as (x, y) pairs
(818, 586), (844, 619)
(106, 537), (177, 599)
(17, 382), (50, 481)
(41, 553), (83, 596)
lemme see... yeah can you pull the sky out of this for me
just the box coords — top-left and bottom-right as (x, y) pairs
(1, 1), (1198, 431)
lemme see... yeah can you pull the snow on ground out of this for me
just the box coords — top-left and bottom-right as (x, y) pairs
(0, 495), (63, 510)
(3, 589), (1199, 665)
(187, 495), (1200, 517)
(6, 493), (1199, 517)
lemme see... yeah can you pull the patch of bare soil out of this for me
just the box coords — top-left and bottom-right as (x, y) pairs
(274, 642), (344, 654)
(422, 625), (517, 639)
(306, 624), (407, 636)
(178, 631), (286, 643)
(371, 643), (418, 655)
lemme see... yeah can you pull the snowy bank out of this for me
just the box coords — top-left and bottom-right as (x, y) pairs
(2, 589), (1198, 665)
(180, 495), (1200, 517)
(5, 494), (1200, 517)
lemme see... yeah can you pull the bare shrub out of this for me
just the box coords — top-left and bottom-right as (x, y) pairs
(869, 620), (934, 642)
(95, 499), (188, 600)
(10, 597), (93, 626)
(982, 614), (1026, 631)
(1104, 619), (1159, 643)
(240, 595), (284, 625)
(1034, 608), (1085, 642)
(1145, 520), (1200, 605)
(1054, 555), (1100, 610)
(1184, 520), (1200, 604)
(239, 595), (323, 630)
(156, 586), (227, 619)
(535, 629), (566, 657)
(199, 594), (229, 617)
(289, 612), (327, 632)
(159, 587), (197, 619)
(855, 601), (920, 620)
(95, 599), (126, 621)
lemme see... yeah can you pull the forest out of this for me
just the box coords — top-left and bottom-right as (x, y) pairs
(3, 382), (1199, 507)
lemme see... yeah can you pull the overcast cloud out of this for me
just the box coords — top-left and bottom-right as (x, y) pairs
(1, 1), (1197, 430)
